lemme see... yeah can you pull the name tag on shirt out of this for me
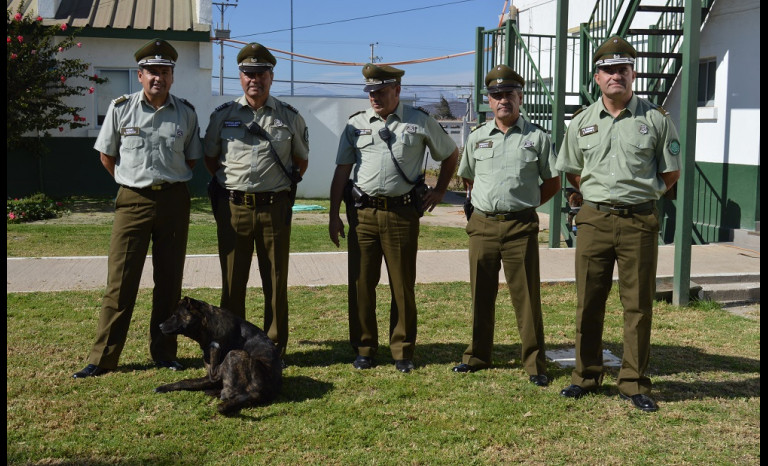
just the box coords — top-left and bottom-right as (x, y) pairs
(405, 124), (417, 133)
(523, 140), (535, 148)
(121, 127), (140, 136)
(355, 129), (372, 136)
(224, 120), (242, 127)
(579, 125), (598, 137)
(476, 141), (493, 149)
(272, 119), (285, 127)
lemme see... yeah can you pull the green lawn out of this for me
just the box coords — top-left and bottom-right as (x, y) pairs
(6, 285), (760, 464)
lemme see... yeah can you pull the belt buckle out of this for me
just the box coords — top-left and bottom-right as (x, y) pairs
(494, 214), (506, 220)
(609, 205), (629, 215)
(375, 196), (387, 210)
(244, 193), (256, 208)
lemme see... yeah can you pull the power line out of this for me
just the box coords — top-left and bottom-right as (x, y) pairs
(232, 0), (481, 39)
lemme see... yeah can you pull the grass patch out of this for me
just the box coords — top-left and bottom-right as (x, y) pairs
(6, 285), (760, 464)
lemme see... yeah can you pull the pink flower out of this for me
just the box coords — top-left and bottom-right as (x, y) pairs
(93, 74), (98, 79)
(77, 42), (82, 48)
(88, 87), (94, 94)
(58, 47), (63, 52)
(60, 76), (66, 82)
(36, 16), (43, 22)
(14, 13), (22, 21)
(60, 23), (68, 31)
(59, 127), (64, 132)
(17, 35), (23, 43)
(30, 49), (36, 55)
(10, 53), (17, 59)
(56, 202), (63, 207)
(8, 213), (16, 220)
(6, 37), (10, 44)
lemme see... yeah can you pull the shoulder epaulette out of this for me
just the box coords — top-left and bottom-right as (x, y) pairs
(112, 95), (129, 106)
(654, 105), (669, 116)
(531, 122), (547, 133)
(416, 106), (430, 115)
(348, 110), (366, 119)
(180, 98), (195, 111)
(571, 105), (587, 118)
(214, 101), (234, 112)
(469, 122), (487, 133)
(280, 101), (299, 113)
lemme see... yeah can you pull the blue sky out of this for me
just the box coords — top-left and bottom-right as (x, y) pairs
(211, 0), (508, 103)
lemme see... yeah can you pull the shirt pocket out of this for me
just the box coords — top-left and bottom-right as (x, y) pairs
(516, 143), (540, 174)
(355, 134), (374, 149)
(220, 126), (248, 155)
(269, 125), (294, 155)
(119, 135), (145, 169)
(159, 122), (185, 153)
(620, 125), (657, 171)
(577, 133), (603, 160)
(472, 146), (495, 175)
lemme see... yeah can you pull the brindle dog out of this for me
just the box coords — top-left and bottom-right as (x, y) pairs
(155, 296), (282, 415)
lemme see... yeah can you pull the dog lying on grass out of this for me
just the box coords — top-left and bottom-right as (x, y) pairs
(155, 296), (282, 415)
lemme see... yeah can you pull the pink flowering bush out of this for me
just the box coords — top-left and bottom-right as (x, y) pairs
(7, 193), (69, 224)
(6, 7), (107, 152)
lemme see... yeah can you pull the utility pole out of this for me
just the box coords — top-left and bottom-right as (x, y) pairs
(290, 0), (294, 95)
(369, 42), (381, 63)
(213, 0), (237, 96)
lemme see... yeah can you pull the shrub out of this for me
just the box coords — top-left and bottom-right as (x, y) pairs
(7, 193), (68, 223)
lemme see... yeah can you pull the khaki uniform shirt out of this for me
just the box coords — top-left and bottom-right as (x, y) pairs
(336, 102), (457, 197)
(204, 95), (309, 193)
(459, 117), (556, 213)
(94, 91), (203, 188)
(555, 94), (681, 204)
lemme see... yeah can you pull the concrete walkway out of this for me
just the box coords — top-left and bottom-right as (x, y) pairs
(6, 243), (760, 293)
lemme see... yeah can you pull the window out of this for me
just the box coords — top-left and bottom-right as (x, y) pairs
(96, 69), (141, 125)
(697, 58), (716, 107)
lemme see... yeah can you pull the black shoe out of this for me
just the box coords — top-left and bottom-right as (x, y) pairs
(452, 363), (479, 373)
(395, 359), (415, 373)
(529, 374), (549, 387)
(620, 393), (659, 412)
(155, 360), (184, 371)
(72, 364), (110, 379)
(560, 384), (589, 399)
(352, 355), (374, 370)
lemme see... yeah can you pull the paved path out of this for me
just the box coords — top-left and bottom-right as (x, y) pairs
(7, 243), (760, 293)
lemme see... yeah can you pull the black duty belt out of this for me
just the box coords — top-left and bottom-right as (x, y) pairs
(123, 182), (177, 192)
(359, 192), (415, 210)
(476, 207), (535, 221)
(229, 189), (290, 208)
(583, 200), (655, 215)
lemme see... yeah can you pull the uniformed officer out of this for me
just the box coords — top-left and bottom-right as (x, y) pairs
(203, 42), (309, 364)
(451, 65), (560, 386)
(556, 35), (681, 412)
(73, 38), (204, 378)
(329, 63), (459, 373)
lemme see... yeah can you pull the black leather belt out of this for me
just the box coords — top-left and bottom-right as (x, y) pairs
(229, 190), (290, 208)
(359, 192), (415, 210)
(583, 200), (654, 215)
(476, 207), (535, 221)
(123, 182), (177, 192)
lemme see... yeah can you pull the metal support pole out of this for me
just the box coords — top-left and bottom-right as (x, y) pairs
(548, 0), (568, 248)
(672, 0), (701, 305)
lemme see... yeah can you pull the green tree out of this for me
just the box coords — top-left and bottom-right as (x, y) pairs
(433, 95), (457, 120)
(6, 8), (106, 153)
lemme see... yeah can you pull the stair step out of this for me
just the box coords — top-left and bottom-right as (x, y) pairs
(637, 5), (685, 13)
(699, 282), (760, 305)
(628, 28), (683, 36)
(730, 229), (761, 249)
(637, 72), (676, 79)
(637, 51), (682, 60)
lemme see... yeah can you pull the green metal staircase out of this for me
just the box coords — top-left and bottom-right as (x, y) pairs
(473, 0), (714, 247)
